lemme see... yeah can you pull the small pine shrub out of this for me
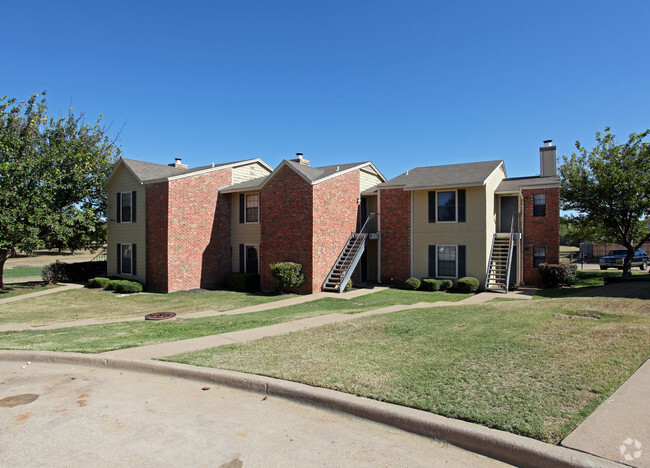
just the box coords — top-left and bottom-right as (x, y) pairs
(422, 278), (442, 291)
(457, 276), (480, 293)
(88, 277), (111, 288)
(439, 279), (453, 291)
(404, 277), (421, 290)
(270, 262), (305, 292)
(344, 279), (353, 292)
(111, 280), (143, 294)
(538, 264), (577, 288)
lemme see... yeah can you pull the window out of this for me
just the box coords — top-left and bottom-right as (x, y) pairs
(533, 246), (546, 268)
(437, 245), (457, 277)
(533, 194), (546, 217)
(245, 194), (259, 223)
(437, 191), (456, 222)
(121, 244), (133, 275)
(428, 189), (465, 223)
(117, 191), (136, 223)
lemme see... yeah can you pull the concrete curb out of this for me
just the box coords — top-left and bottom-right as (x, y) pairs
(0, 350), (622, 468)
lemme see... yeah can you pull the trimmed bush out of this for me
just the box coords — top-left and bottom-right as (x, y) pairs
(42, 260), (107, 284)
(270, 262), (305, 292)
(538, 263), (577, 288)
(225, 272), (261, 292)
(110, 280), (143, 294)
(439, 279), (453, 291)
(404, 277), (421, 290)
(457, 276), (480, 293)
(422, 278), (442, 291)
(88, 277), (111, 288)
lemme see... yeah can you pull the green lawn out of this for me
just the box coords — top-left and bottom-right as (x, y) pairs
(533, 269), (649, 298)
(164, 292), (650, 444)
(3, 266), (43, 278)
(0, 288), (297, 326)
(0, 282), (60, 299)
(0, 289), (466, 352)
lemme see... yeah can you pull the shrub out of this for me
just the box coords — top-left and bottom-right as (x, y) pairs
(88, 277), (112, 288)
(457, 276), (480, 293)
(42, 260), (107, 284)
(225, 272), (260, 292)
(538, 263), (577, 288)
(404, 277), (421, 290)
(270, 262), (305, 292)
(110, 280), (143, 294)
(345, 279), (353, 292)
(439, 279), (453, 291)
(421, 278), (442, 291)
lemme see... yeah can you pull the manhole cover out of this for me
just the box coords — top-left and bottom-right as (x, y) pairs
(144, 312), (177, 321)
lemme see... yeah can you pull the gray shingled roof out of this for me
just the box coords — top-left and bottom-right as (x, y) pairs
(380, 160), (503, 190)
(495, 175), (561, 193)
(120, 157), (255, 183)
(285, 160), (372, 183)
(220, 175), (270, 193)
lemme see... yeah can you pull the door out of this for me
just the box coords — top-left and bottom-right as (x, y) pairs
(245, 245), (259, 274)
(500, 196), (519, 233)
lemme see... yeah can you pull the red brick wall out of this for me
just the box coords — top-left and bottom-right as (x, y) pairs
(145, 182), (169, 293)
(166, 169), (232, 291)
(379, 188), (410, 283)
(312, 171), (360, 292)
(260, 166), (314, 293)
(522, 187), (560, 285)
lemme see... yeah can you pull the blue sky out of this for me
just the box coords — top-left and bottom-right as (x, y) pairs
(3, 0), (649, 180)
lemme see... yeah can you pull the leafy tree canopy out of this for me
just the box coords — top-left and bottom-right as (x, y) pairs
(560, 127), (650, 276)
(0, 91), (120, 287)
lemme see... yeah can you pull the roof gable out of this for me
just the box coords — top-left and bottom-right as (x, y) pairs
(259, 160), (385, 190)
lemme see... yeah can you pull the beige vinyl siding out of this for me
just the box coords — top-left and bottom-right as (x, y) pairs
(232, 163), (271, 184)
(105, 164), (147, 284)
(360, 168), (383, 192)
(231, 192), (261, 272)
(410, 168), (506, 284)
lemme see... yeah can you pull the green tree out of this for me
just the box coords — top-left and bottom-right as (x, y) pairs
(0, 92), (119, 287)
(560, 127), (650, 276)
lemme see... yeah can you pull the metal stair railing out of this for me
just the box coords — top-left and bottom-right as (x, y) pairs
(504, 212), (519, 293)
(323, 213), (375, 293)
(91, 247), (107, 262)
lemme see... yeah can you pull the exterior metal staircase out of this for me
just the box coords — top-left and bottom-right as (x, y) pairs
(485, 213), (518, 293)
(323, 214), (375, 293)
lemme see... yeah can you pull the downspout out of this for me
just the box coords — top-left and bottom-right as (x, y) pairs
(377, 190), (382, 283)
(410, 190), (414, 279)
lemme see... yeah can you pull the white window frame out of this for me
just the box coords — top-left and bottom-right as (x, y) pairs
(121, 192), (133, 223)
(120, 243), (134, 276)
(437, 244), (458, 278)
(244, 244), (260, 274)
(436, 189), (458, 223)
(244, 193), (259, 224)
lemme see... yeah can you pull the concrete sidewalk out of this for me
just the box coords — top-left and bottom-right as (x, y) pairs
(100, 288), (536, 360)
(562, 359), (650, 467)
(0, 283), (84, 305)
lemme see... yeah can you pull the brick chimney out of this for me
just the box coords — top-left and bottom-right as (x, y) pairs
(293, 153), (310, 166)
(169, 157), (188, 169)
(539, 140), (557, 177)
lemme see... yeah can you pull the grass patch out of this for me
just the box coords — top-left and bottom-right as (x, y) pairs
(3, 266), (43, 278)
(533, 269), (649, 299)
(0, 288), (297, 326)
(165, 295), (650, 444)
(0, 289), (467, 350)
(0, 282), (60, 299)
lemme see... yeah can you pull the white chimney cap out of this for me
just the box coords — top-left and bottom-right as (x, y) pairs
(543, 140), (553, 147)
